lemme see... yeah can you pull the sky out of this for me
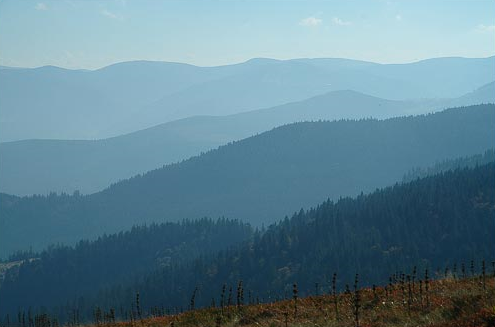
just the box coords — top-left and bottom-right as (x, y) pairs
(0, 0), (494, 70)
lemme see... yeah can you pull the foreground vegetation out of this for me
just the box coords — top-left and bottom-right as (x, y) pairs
(90, 274), (495, 327)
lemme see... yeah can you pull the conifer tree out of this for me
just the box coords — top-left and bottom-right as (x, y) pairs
(332, 273), (338, 319)
(353, 274), (360, 327)
(292, 283), (298, 318)
(189, 288), (198, 311)
(425, 269), (430, 308)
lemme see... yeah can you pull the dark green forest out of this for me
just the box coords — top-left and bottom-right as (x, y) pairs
(0, 219), (252, 320)
(1, 104), (494, 257)
(1, 162), (493, 323)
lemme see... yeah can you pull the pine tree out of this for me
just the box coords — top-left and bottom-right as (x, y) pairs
(292, 283), (298, 318)
(353, 274), (360, 327)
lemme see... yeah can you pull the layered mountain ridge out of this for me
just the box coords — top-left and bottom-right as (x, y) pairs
(1, 104), (493, 257)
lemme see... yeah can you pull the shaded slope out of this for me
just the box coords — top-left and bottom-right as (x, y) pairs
(5, 81), (495, 196)
(0, 218), (252, 313)
(3, 80), (493, 196)
(0, 104), (494, 256)
(402, 148), (495, 182)
(452, 80), (495, 106)
(2, 162), (493, 321)
(105, 162), (494, 312)
(0, 90), (434, 195)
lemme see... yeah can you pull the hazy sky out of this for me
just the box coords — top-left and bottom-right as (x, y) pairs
(0, 0), (494, 69)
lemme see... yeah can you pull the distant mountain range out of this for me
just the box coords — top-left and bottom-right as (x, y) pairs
(1, 104), (493, 257)
(1, 56), (494, 142)
(1, 82), (494, 196)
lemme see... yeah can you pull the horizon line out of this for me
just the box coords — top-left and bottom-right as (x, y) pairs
(1, 54), (494, 72)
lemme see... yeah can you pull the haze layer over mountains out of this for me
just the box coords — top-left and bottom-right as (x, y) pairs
(0, 56), (494, 258)
(1, 57), (494, 196)
(1, 56), (494, 142)
(1, 104), (494, 256)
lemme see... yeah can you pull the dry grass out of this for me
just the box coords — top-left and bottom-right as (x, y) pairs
(92, 276), (495, 327)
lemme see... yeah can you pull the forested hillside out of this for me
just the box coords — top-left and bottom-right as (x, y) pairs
(402, 148), (495, 181)
(0, 219), (252, 316)
(1, 81), (493, 196)
(0, 89), (435, 196)
(1, 163), (493, 322)
(1, 104), (494, 257)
